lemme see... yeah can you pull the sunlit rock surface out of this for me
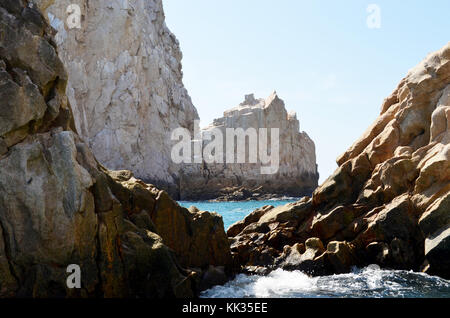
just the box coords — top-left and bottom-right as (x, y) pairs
(180, 92), (319, 201)
(37, 0), (199, 196)
(229, 43), (450, 280)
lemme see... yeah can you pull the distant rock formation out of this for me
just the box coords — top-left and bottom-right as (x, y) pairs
(32, 1), (319, 201)
(36, 0), (199, 197)
(180, 92), (319, 201)
(229, 43), (450, 279)
(0, 1), (231, 298)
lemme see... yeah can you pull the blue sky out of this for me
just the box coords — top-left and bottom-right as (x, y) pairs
(164, 0), (450, 183)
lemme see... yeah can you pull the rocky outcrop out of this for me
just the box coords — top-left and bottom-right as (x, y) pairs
(180, 92), (319, 201)
(106, 171), (232, 270)
(35, 0), (198, 197)
(0, 1), (231, 298)
(229, 43), (450, 279)
(27, 0), (319, 201)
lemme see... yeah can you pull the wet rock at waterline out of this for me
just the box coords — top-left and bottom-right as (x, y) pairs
(229, 43), (450, 280)
(0, 1), (231, 298)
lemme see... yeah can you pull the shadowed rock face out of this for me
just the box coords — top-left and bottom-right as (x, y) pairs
(229, 43), (450, 279)
(0, 1), (231, 298)
(180, 93), (319, 201)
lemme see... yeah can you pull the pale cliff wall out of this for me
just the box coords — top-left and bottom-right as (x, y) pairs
(36, 0), (198, 196)
(34, 1), (320, 200)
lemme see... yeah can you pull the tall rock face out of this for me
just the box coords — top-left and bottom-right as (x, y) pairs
(35, 0), (198, 197)
(0, 1), (231, 298)
(180, 93), (319, 201)
(229, 43), (450, 279)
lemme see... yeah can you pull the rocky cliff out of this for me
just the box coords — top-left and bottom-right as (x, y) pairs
(35, 0), (198, 197)
(180, 93), (319, 201)
(229, 43), (450, 279)
(0, 1), (231, 297)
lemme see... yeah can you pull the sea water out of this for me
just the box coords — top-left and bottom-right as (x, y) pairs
(178, 199), (298, 230)
(202, 266), (450, 298)
(178, 200), (450, 298)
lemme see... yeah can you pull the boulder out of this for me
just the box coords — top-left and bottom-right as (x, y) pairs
(326, 241), (357, 274)
(278, 238), (329, 275)
(105, 172), (233, 270)
(227, 205), (274, 237)
(419, 192), (450, 237)
(198, 266), (229, 291)
(0, 2), (231, 298)
(424, 225), (450, 279)
(365, 242), (390, 265)
(229, 42), (450, 279)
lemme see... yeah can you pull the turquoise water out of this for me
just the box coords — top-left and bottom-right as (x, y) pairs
(178, 200), (450, 298)
(178, 199), (298, 230)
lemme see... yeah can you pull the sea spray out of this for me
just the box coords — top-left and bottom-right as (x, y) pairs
(202, 266), (450, 298)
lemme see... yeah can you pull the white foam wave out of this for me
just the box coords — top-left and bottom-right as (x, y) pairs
(201, 266), (450, 298)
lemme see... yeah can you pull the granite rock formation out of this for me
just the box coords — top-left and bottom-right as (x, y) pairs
(229, 43), (450, 279)
(35, 0), (198, 197)
(180, 92), (319, 201)
(0, 1), (231, 298)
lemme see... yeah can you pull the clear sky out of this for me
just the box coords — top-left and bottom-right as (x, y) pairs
(163, 0), (450, 183)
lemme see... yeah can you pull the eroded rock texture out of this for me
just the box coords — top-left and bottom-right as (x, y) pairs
(36, 0), (198, 197)
(181, 93), (319, 201)
(0, 1), (231, 298)
(229, 43), (450, 279)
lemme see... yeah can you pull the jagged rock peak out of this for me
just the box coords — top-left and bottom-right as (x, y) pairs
(236, 91), (280, 108)
(180, 92), (319, 201)
(240, 93), (260, 106)
(221, 92), (301, 128)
